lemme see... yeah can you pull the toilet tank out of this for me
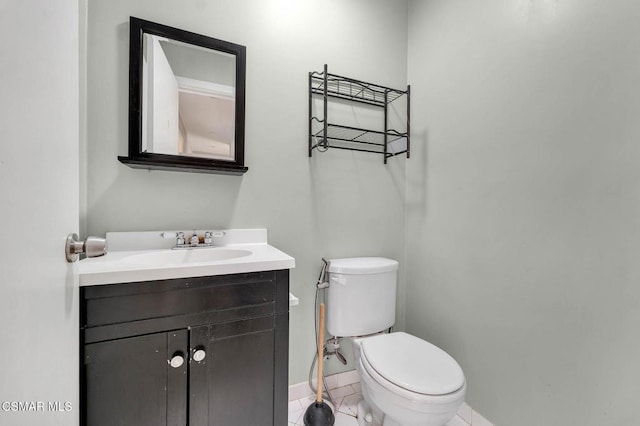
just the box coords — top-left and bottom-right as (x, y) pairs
(326, 257), (398, 337)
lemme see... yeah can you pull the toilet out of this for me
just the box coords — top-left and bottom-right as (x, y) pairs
(325, 257), (466, 426)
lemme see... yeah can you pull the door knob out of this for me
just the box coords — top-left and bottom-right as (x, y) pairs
(169, 353), (185, 368)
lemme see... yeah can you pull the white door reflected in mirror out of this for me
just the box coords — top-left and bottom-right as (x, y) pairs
(142, 34), (236, 161)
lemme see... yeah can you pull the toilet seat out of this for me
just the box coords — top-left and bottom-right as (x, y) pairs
(360, 332), (465, 397)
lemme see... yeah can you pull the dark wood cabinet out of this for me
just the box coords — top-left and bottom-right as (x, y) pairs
(80, 270), (289, 426)
(84, 330), (188, 425)
(189, 318), (275, 425)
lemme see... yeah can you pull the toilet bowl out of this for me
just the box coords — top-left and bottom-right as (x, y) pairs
(325, 257), (466, 426)
(352, 332), (465, 426)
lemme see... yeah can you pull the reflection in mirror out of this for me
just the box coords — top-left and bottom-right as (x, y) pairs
(119, 17), (247, 175)
(142, 35), (236, 161)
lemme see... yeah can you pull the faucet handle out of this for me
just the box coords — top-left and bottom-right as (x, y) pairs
(176, 232), (185, 246)
(204, 231), (214, 245)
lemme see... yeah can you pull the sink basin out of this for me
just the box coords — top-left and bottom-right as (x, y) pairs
(123, 248), (252, 267)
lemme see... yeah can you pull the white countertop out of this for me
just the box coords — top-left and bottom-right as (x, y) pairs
(78, 229), (295, 286)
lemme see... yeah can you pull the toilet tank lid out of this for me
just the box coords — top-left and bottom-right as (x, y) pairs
(327, 257), (398, 274)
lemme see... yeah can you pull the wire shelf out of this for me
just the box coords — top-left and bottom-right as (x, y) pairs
(310, 74), (406, 107)
(310, 123), (408, 157)
(308, 64), (410, 163)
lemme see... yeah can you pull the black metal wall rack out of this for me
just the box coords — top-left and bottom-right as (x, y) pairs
(308, 64), (410, 163)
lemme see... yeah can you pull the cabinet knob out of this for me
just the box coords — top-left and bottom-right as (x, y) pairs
(193, 349), (206, 362)
(169, 353), (185, 368)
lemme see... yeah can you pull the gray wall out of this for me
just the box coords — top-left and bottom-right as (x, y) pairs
(406, 0), (640, 424)
(84, 0), (408, 384)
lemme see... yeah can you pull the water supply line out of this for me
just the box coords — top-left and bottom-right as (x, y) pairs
(307, 258), (336, 404)
(313, 258), (346, 364)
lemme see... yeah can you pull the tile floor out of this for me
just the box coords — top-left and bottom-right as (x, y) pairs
(288, 382), (476, 426)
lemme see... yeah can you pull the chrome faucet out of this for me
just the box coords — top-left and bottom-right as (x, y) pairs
(172, 231), (215, 249)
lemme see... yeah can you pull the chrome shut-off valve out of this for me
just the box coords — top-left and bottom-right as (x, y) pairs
(324, 337), (347, 365)
(65, 233), (107, 262)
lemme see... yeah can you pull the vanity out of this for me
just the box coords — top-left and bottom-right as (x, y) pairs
(78, 229), (294, 426)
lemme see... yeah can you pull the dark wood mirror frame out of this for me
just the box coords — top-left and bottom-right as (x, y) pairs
(119, 17), (247, 175)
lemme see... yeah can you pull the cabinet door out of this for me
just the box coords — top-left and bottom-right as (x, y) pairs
(189, 316), (275, 425)
(83, 330), (188, 426)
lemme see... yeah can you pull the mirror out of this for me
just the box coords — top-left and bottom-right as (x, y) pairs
(119, 17), (247, 175)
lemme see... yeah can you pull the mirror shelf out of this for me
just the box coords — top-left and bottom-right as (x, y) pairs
(118, 155), (247, 175)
